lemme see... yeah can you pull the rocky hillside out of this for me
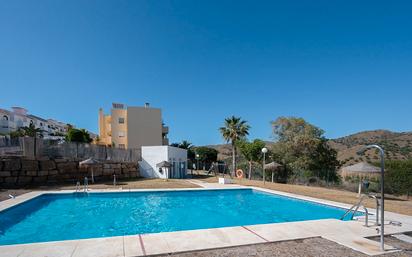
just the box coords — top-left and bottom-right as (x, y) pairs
(329, 130), (412, 166)
(206, 130), (412, 165)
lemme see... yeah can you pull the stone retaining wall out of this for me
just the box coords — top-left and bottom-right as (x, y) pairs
(0, 157), (139, 188)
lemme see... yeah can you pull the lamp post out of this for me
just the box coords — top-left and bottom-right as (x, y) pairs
(261, 147), (268, 184)
(196, 154), (200, 174)
(357, 145), (385, 251)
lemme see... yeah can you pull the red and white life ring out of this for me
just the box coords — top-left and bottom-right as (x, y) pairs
(236, 169), (244, 178)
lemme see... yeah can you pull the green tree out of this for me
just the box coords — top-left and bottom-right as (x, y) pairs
(9, 129), (25, 138)
(271, 117), (340, 182)
(238, 139), (266, 179)
(310, 138), (340, 182)
(195, 146), (218, 167)
(66, 128), (92, 143)
(219, 116), (250, 176)
(383, 159), (412, 197)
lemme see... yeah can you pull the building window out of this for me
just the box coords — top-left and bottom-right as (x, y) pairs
(118, 144), (125, 149)
(118, 117), (125, 124)
(118, 131), (125, 137)
(1, 115), (8, 128)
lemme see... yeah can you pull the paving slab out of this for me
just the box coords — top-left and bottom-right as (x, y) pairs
(323, 234), (398, 256)
(141, 232), (173, 256)
(0, 244), (26, 257)
(18, 240), (78, 257)
(0, 240), (79, 257)
(159, 226), (267, 253)
(124, 235), (144, 257)
(244, 221), (318, 242)
(391, 233), (412, 244)
(0, 191), (43, 212)
(71, 236), (124, 257)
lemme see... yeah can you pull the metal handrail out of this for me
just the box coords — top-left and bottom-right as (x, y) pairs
(368, 194), (380, 226)
(341, 195), (367, 220)
(84, 177), (89, 192)
(341, 193), (381, 227)
(340, 194), (369, 227)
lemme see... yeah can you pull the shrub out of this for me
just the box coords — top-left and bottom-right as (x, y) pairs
(66, 128), (92, 143)
(384, 160), (412, 196)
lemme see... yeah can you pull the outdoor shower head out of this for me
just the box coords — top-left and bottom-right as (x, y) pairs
(357, 144), (384, 156)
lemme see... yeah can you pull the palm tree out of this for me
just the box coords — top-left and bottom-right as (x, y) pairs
(219, 116), (250, 177)
(21, 123), (43, 156)
(21, 123), (42, 138)
(170, 140), (192, 149)
(178, 140), (192, 149)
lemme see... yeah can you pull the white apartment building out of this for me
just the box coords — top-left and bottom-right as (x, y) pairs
(0, 107), (69, 137)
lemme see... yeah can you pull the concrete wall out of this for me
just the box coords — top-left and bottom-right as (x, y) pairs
(0, 156), (139, 188)
(127, 107), (163, 149)
(139, 146), (169, 178)
(139, 146), (187, 179)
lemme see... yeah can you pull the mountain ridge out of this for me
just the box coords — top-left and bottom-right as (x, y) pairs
(203, 129), (412, 165)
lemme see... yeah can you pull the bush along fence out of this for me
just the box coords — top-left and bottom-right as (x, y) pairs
(0, 156), (139, 188)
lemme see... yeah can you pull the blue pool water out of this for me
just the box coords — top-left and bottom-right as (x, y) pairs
(0, 189), (357, 245)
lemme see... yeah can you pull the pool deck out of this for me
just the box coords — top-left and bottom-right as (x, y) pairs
(0, 181), (411, 257)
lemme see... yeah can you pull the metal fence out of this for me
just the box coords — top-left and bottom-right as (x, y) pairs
(0, 136), (21, 147)
(0, 137), (141, 162)
(0, 136), (23, 156)
(40, 140), (141, 162)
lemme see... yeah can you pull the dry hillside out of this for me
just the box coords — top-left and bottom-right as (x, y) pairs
(329, 130), (412, 165)
(206, 130), (412, 165)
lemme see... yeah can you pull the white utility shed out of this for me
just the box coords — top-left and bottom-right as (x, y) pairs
(139, 146), (188, 179)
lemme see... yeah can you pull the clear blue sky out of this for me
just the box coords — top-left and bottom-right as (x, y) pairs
(1, 0), (411, 145)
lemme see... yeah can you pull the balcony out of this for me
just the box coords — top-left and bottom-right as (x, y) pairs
(0, 120), (9, 129)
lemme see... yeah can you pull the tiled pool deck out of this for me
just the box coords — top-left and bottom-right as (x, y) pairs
(0, 181), (411, 257)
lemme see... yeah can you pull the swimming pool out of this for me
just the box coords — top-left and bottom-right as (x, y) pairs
(0, 189), (358, 245)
